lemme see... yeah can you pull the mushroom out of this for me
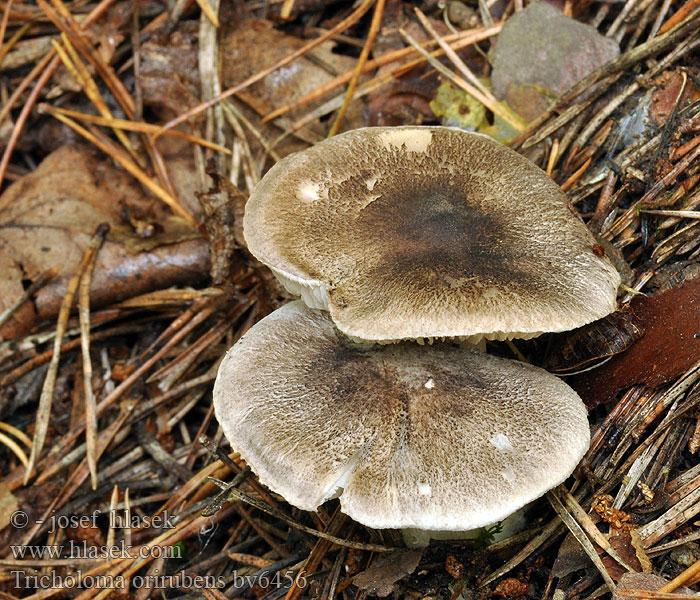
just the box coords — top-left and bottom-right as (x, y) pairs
(244, 126), (620, 343)
(213, 301), (590, 541)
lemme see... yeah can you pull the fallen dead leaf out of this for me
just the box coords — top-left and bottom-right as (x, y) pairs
(571, 278), (700, 407)
(140, 22), (201, 117)
(649, 70), (700, 128)
(551, 532), (592, 580)
(544, 310), (644, 375)
(352, 548), (424, 597)
(603, 527), (644, 582)
(0, 144), (209, 341)
(220, 19), (367, 132)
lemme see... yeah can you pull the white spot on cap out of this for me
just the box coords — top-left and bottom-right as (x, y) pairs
(424, 378), (435, 389)
(365, 176), (378, 191)
(501, 468), (516, 483)
(297, 182), (320, 203)
(418, 482), (432, 496)
(490, 433), (514, 452)
(378, 129), (432, 153)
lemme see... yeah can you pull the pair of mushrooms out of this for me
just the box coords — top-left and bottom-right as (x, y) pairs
(213, 127), (621, 543)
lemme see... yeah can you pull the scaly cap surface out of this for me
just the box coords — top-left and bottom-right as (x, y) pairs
(213, 301), (591, 530)
(243, 126), (620, 343)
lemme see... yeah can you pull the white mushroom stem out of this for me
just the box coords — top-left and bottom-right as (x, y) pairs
(401, 506), (528, 548)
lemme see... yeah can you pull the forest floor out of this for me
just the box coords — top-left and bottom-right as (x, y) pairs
(1, 1), (700, 599)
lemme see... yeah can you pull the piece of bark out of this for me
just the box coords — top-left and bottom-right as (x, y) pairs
(613, 573), (693, 599)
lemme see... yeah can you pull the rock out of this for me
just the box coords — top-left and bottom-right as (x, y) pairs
(491, 2), (619, 116)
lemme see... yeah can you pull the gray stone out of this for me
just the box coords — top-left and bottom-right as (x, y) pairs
(491, 2), (619, 101)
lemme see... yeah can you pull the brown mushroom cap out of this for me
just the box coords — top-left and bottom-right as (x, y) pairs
(244, 126), (620, 343)
(213, 301), (590, 531)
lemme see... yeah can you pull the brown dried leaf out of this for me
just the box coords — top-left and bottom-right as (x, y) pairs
(196, 169), (245, 287)
(649, 70), (700, 128)
(140, 23), (200, 116)
(544, 311), (644, 374)
(353, 549), (424, 597)
(603, 528), (643, 582)
(0, 145), (209, 341)
(630, 529), (653, 573)
(220, 19), (366, 131)
(571, 278), (700, 407)
(551, 532), (591, 579)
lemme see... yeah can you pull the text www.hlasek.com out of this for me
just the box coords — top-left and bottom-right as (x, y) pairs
(11, 540), (180, 560)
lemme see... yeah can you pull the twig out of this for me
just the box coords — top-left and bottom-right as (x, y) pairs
(194, 0), (219, 26)
(328, 0), (384, 136)
(558, 486), (635, 572)
(0, 0), (14, 62)
(0, 43), (54, 130)
(156, 0), (376, 137)
(513, 7), (700, 150)
(617, 591), (700, 599)
(199, 0), (224, 171)
(649, 0), (674, 38)
(414, 8), (503, 110)
(52, 36), (142, 166)
(209, 477), (394, 553)
(288, 30), (502, 134)
(0, 431), (28, 467)
(658, 0), (700, 34)
(43, 299), (220, 479)
(641, 209), (700, 219)
(0, 53), (59, 192)
(548, 486), (617, 593)
(38, 0), (135, 116)
(262, 25), (501, 123)
(658, 556), (700, 593)
(280, 0), (295, 19)
(0, 6), (33, 64)
(79, 224), (109, 490)
(47, 111), (196, 224)
(399, 27), (525, 132)
(0, 268), (57, 330)
(561, 157), (592, 192)
(285, 508), (347, 600)
(24, 224), (109, 485)
(37, 104), (231, 154)
(480, 518), (565, 586)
